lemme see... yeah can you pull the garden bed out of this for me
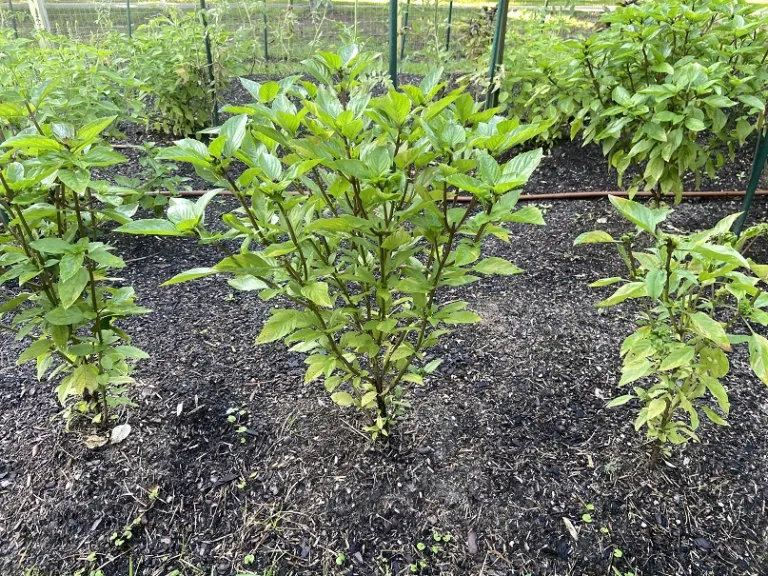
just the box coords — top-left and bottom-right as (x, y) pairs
(2, 196), (768, 576)
(110, 72), (768, 197)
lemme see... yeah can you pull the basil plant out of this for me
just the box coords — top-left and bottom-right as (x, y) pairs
(576, 196), (768, 464)
(120, 46), (548, 438)
(0, 113), (149, 427)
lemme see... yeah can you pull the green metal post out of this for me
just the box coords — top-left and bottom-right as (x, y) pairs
(126, 0), (132, 38)
(485, 0), (509, 109)
(199, 0), (219, 126)
(263, 5), (269, 60)
(399, 0), (410, 62)
(8, 0), (17, 38)
(388, 0), (398, 87)
(734, 128), (768, 236)
(445, 0), (453, 52)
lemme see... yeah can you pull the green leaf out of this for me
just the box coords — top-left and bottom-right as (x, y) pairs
(382, 230), (411, 250)
(228, 275), (269, 291)
(589, 277), (623, 287)
(749, 333), (768, 385)
(259, 81), (280, 102)
(305, 218), (352, 233)
(2, 134), (61, 151)
(647, 398), (667, 421)
(703, 95), (737, 109)
(688, 312), (731, 351)
(702, 375), (729, 414)
(503, 148), (543, 181)
(684, 117), (706, 132)
(45, 306), (86, 326)
(87, 246), (124, 269)
(360, 390), (379, 408)
(574, 230), (615, 245)
(77, 116), (116, 141)
(650, 62), (674, 75)
(304, 361), (326, 384)
(331, 392), (355, 407)
(644, 268), (665, 300)
(608, 196), (668, 235)
(597, 282), (647, 307)
(692, 243), (749, 269)
(644, 122), (667, 142)
(0, 293), (31, 314)
(114, 345), (150, 359)
(58, 268), (89, 309)
(68, 364), (100, 399)
(116, 219), (184, 236)
(441, 310), (481, 324)
(220, 114), (248, 157)
(702, 406), (728, 426)
(301, 282), (333, 308)
(263, 241), (296, 258)
(737, 95), (765, 110)
(472, 257), (523, 275)
(423, 359), (442, 373)
(619, 358), (653, 386)
(28, 238), (73, 254)
(161, 267), (218, 286)
(606, 394), (634, 408)
(256, 309), (299, 343)
(259, 153), (282, 181)
(507, 206), (545, 226)
(60, 252), (86, 282)
(167, 199), (199, 227)
(389, 89), (412, 124)
(612, 86), (632, 107)
(58, 169), (91, 194)
(17, 338), (53, 364)
(659, 345), (695, 371)
(454, 244), (480, 266)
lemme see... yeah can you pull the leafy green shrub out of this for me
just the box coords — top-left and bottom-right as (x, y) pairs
(576, 196), (768, 463)
(119, 46), (548, 438)
(500, 13), (590, 144)
(0, 32), (143, 137)
(129, 9), (228, 135)
(506, 0), (768, 202)
(577, 0), (768, 202)
(0, 114), (148, 426)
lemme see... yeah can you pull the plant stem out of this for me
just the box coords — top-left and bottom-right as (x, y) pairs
(662, 237), (674, 302)
(276, 202), (309, 280)
(72, 189), (109, 427)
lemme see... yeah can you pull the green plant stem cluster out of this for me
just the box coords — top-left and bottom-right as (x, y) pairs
(0, 103), (149, 425)
(503, 0), (768, 202)
(119, 45), (549, 437)
(576, 196), (768, 461)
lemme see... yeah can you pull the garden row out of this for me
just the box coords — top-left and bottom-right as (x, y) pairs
(1, 0), (768, 574)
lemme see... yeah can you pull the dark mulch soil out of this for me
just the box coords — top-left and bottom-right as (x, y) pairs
(3, 196), (768, 576)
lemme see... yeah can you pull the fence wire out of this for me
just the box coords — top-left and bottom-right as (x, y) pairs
(1, 0), (529, 66)
(1, 0), (610, 83)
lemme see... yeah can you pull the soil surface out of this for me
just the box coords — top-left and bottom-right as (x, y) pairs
(3, 195), (768, 576)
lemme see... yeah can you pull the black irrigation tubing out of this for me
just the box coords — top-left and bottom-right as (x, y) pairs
(153, 189), (768, 201)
